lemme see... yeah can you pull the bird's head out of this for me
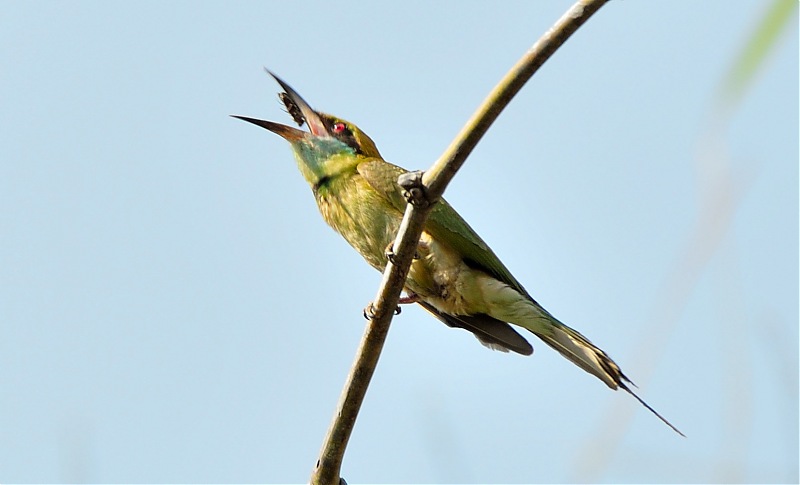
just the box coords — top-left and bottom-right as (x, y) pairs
(233, 71), (381, 188)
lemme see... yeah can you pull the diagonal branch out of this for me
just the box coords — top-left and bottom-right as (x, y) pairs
(309, 1), (610, 483)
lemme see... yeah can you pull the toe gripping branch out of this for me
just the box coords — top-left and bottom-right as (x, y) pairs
(363, 172), (430, 320)
(363, 302), (401, 320)
(398, 170), (430, 208)
(384, 242), (421, 266)
(363, 292), (419, 321)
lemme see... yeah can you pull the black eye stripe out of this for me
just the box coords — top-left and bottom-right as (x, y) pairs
(324, 120), (362, 153)
(341, 131), (360, 153)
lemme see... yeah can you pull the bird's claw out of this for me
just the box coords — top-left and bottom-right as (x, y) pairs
(362, 302), (401, 320)
(384, 242), (398, 265)
(385, 242), (421, 265)
(363, 303), (375, 320)
(398, 170), (429, 208)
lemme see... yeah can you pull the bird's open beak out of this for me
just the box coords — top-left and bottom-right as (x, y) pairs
(231, 70), (329, 141)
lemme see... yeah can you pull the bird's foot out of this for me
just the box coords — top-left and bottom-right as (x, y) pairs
(398, 292), (419, 305)
(384, 242), (398, 265)
(384, 242), (421, 265)
(363, 302), (376, 320)
(398, 170), (430, 208)
(362, 302), (402, 320)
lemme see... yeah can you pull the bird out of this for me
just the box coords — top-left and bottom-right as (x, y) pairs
(233, 71), (683, 436)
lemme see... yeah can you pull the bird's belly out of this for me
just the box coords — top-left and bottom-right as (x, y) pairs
(317, 184), (403, 271)
(405, 234), (488, 316)
(317, 182), (504, 318)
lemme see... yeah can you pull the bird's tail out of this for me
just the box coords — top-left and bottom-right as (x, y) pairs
(535, 318), (623, 389)
(534, 317), (685, 436)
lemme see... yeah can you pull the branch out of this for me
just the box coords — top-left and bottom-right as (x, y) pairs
(309, 1), (610, 483)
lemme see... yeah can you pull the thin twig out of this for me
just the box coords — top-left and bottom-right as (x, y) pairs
(309, 1), (610, 483)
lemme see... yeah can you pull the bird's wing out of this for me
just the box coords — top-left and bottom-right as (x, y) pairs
(417, 301), (533, 355)
(357, 159), (532, 299)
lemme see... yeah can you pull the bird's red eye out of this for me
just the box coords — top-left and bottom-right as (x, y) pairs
(332, 122), (346, 133)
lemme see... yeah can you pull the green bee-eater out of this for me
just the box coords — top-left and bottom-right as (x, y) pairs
(234, 72), (682, 436)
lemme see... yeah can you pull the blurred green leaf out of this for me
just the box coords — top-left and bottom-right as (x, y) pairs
(719, 0), (797, 111)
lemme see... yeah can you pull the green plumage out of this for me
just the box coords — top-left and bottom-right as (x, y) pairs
(233, 72), (683, 436)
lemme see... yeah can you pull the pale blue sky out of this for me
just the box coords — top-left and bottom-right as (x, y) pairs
(1, 1), (797, 483)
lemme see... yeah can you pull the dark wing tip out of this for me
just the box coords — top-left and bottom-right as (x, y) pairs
(417, 302), (533, 356)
